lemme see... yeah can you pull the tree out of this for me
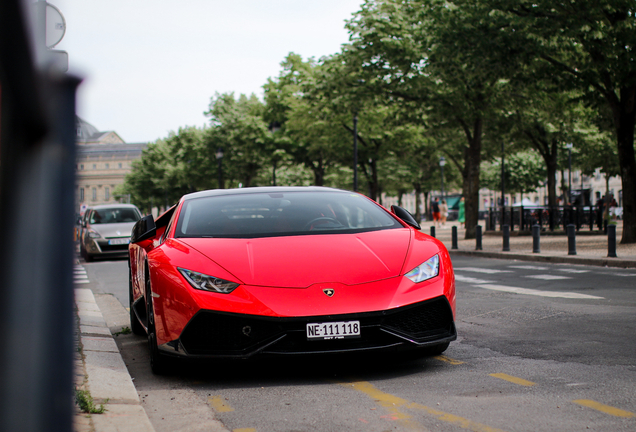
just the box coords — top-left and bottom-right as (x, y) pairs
(484, 0), (636, 242)
(264, 54), (349, 187)
(481, 151), (547, 197)
(344, 0), (517, 237)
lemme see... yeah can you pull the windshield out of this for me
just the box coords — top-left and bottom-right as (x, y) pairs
(89, 208), (141, 224)
(175, 191), (402, 238)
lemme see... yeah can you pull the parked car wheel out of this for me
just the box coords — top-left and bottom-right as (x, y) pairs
(129, 269), (145, 336)
(146, 266), (170, 375)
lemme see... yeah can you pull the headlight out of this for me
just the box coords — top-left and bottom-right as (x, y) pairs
(178, 268), (239, 294)
(88, 229), (102, 239)
(405, 254), (439, 283)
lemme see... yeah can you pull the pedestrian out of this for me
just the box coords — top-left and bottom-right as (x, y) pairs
(440, 199), (448, 227)
(458, 197), (465, 228)
(596, 195), (605, 230)
(431, 198), (440, 227)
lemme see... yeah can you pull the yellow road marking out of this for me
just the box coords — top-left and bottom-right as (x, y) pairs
(434, 355), (465, 365)
(574, 399), (636, 418)
(208, 396), (234, 412)
(233, 429), (256, 432)
(489, 373), (536, 387)
(341, 380), (507, 432)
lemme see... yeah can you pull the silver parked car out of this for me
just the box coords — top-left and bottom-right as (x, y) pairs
(79, 204), (142, 262)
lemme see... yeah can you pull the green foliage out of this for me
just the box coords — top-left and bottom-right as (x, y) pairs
(75, 388), (106, 414)
(481, 151), (547, 194)
(120, 0), (635, 243)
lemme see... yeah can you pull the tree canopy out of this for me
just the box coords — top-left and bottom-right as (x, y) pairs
(121, 0), (635, 243)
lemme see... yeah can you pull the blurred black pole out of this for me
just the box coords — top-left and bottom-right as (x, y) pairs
(451, 226), (458, 250)
(353, 113), (358, 192)
(608, 224), (617, 258)
(0, 1), (79, 431)
(500, 141), (505, 230)
(502, 224), (510, 252)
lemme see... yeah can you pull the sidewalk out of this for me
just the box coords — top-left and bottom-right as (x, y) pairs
(74, 288), (156, 432)
(424, 219), (636, 268)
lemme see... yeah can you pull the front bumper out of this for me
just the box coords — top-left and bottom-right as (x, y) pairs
(86, 238), (130, 256)
(158, 295), (456, 359)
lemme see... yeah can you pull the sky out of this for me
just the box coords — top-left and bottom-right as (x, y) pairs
(53, 0), (364, 143)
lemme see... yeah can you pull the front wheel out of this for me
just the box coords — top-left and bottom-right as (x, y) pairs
(145, 268), (171, 374)
(129, 269), (145, 336)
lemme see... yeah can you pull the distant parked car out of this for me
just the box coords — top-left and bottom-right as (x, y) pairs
(80, 204), (142, 262)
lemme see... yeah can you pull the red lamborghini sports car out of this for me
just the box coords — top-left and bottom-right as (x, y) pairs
(129, 187), (456, 373)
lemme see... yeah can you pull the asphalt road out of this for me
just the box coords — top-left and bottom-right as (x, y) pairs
(78, 255), (636, 432)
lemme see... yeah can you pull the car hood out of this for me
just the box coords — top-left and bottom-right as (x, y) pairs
(88, 222), (136, 238)
(179, 229), (412, 288)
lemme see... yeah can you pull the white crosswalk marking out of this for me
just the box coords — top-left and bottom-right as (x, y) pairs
(508, 265), (549, 270)
(454, 275), (493, 284)
(74, 266), (89, 285)
(476, 284), (604, 299)
(454, 267), (513, 274)
(557, 269), (590, 274)
(525, 274), (572, 280)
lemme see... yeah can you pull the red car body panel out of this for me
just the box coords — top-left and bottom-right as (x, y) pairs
(129, 187), (456, 358)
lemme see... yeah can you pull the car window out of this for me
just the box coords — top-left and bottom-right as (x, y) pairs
(175, 191), (401, 238)
(89, 208), (141, 224)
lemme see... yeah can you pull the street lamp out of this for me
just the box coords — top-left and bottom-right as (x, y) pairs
(439, 156), (446, 200)
(215, 147), (224, 189)
(353, 113), (358, 192)
(566, 143), (573, 204)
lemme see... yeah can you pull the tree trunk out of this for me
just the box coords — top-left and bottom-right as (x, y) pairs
(311, 159), (325, 186)
(413, 183), (422, 222)
(463, 120), (483, 239)
(423, 191), (429, 219)
(544, 147), (558, 207)
(614, 92), (636, 243)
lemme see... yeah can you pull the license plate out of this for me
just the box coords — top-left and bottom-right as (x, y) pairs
(306, 321), (360, 340)
(108, 238), (130, 245)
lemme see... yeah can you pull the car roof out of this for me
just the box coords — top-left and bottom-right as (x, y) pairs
(182, 186), (352, 202)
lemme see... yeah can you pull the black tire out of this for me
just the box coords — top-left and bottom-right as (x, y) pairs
(84, 248), (94, 262)
(129, 269), (145, 336)
(145, 266), (170, 375)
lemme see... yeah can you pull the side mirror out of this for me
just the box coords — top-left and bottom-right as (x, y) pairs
(131, 215), (157, 243)
(391, 205), (421, 230)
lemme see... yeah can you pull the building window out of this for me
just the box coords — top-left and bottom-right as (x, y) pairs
(80, 164), (84, 170)
(105, 163), (109, 169)
(92, 188), (97, 201)
(93, 164), (97, 169)
(118, 163), (122, 169)
(105, 187), (110, 201)
(80, 188), (84, 202)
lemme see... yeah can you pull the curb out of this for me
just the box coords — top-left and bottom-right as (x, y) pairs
(75, 288), (156, 432)
(449, 250), (636, 268)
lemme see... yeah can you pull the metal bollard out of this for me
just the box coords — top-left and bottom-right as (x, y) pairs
(451, 226), (458, 250)
(532, 224), (540, 253)
(430, 226), (436, 238)
(608, 224), (617, 258)
(502, 224), (510, 252)
(567, 224), (577, 255)
(475, 225), (483, 250)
